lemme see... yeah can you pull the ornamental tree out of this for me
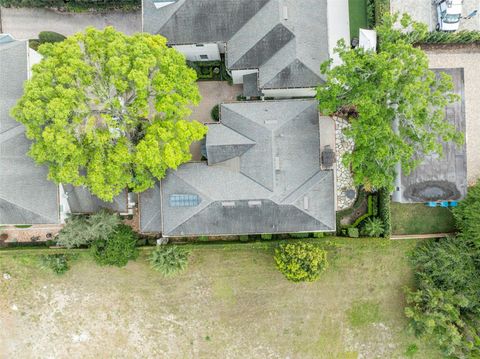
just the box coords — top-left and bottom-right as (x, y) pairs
(12, 26), (206, 201)
(317, 13), (463, 191)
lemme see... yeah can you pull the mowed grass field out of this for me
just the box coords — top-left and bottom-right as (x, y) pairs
(391, 203), (457, 235)
(0, 239), (439, 358)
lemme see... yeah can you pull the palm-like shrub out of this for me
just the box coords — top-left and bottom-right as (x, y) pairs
(40, 253), (77, 275)
(361, 217), (385, 237)
(149, 245), (189, 277)
(274, 242), (328, 282)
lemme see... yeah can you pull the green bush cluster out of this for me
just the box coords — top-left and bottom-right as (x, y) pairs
(211, 104), (220, 121)
(405, 183), (480, 357)
(40, 253), (78, 275)
(289, 233), (310, 239)
(378, 188), (391, 238)
(38, 31), (66, 44)
(90, 225), (138, 267)
(0, 0), (140, 11)
(149, 245), (189, 277)
(186, 60), (232, 82)
(274, 242), (328, 282)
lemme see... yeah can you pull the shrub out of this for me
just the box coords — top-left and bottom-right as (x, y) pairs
(289, 233), (310, 238)
(38, 31), (66, 44)
(453, 182), (480, 246)
(261, 234), (273, 240)
(378, 188), (391, 238)
(312, 232), (324, 238)
(149, 245), (189, 276)
(56, 210), (121, 248)
(90, 225), (138, 267)
(274, 242), (328, 282)
(239, 235), (250, 242)
(40, 253), (77, 275)
(421, 30), (480, 44)
(211, 104), (220, 121)
(347, 227), (359, 238)
(361, 217), (385, 237)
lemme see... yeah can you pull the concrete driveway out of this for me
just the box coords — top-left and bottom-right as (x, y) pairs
(391, 0), (480, 31)
(0, 7), (141, 39)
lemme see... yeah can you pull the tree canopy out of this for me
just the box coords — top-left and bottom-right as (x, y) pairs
(12, 26), (206, 201)
(317, 13), (463, 191)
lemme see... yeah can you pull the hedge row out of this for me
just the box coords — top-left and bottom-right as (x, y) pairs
(366, 0), (391, 28)
(378, 188), (391, 238)
(421, 30), (480, 44)
(186, 60), (232, 82)
(0, 0), (140, 10)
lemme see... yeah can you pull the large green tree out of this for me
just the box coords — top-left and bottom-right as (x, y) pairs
(12, 26), (206, 201)
(317, 13), (463, 190)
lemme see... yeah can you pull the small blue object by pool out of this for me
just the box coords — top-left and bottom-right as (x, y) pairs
(440, 201), (449, 207)
(449, 201), (458, 207)
(426, 202), (437, 207)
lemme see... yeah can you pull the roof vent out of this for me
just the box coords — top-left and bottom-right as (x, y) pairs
(275, 157), (280, 171)
(283, 6), (288, 20)
(222, 201), (236, 208)
(303, 196), (309, 210)
(248, 200), (262, 207)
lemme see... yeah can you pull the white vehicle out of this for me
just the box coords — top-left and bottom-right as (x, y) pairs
(435, 0), (463, 32)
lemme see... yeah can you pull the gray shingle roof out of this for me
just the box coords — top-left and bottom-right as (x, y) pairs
(62, 184), (128, 214)
(142, 0), (328, 90)
(0, 37), (60, 225)
(152, 99), (335, 236)
(139, 182), (163, 233)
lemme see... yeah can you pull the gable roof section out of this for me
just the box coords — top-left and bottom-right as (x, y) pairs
(155, 99), (335, 236)
(143, 0), (330, 90)
(62, 184), (128, 214)
(0, 37), (60, 225)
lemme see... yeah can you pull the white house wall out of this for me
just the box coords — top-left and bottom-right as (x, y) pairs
(262, 87), (316, 98)
(231, 69), (258, 85)
(173, 43), (220, 61)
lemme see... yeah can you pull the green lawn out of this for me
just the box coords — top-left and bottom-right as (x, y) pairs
(349, 0), (368, 39)
(0, 239), (439, 358)
(391, 203), (457, 235)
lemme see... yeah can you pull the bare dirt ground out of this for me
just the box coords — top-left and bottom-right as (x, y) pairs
(0, 239), (439, 358)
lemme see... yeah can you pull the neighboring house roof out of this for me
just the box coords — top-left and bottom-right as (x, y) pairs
(0, 36), (60, 225)
(62, 184), (128, 214)
(153, 99), (335, 236)
(139, 182), (163, 233)
(142, 0), (329, 89)
(392, 68), (467, 203)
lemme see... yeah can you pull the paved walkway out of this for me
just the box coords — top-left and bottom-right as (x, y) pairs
(188, 81), (243, 161)
(425, 46), (480, 186)
(0, 7), (141, 39)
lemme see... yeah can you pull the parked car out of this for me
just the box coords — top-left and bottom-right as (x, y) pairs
(435, 0), (463, 31)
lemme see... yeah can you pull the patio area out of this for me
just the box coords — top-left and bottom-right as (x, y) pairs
(189, 81), (243, 161)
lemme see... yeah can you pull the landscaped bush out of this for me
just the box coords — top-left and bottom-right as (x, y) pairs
(453, 182), (480, 246)
(347, 227), (359, 238)
(274, 242), (328, 282)
(289, 233), (310, 239)
(38, 31), (66, 44)
(361, 217), (385, 237)
(421, 30), (480, 45)
(366, 0), (390, 27)
(0, 0), (140, 11)
(149, 245), (189, 277)
(40, 253), (77, 275)
(90, 224), (138, 267)
(405, 237), (480, 358)
(56, 210), (121, 248)
(211, 104), (220, 121)
(261, 234), (273, 240)
(378, 188), (391, 238)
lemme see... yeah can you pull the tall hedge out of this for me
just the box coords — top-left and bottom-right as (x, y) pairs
(378, 187), (391, 238)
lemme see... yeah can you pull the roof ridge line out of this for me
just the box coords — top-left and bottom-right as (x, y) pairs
(0, 195), (56, 225)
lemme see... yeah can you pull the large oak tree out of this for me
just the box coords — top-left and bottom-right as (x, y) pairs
(317, 14), (463, 191)
(12, 27), (206, 201)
